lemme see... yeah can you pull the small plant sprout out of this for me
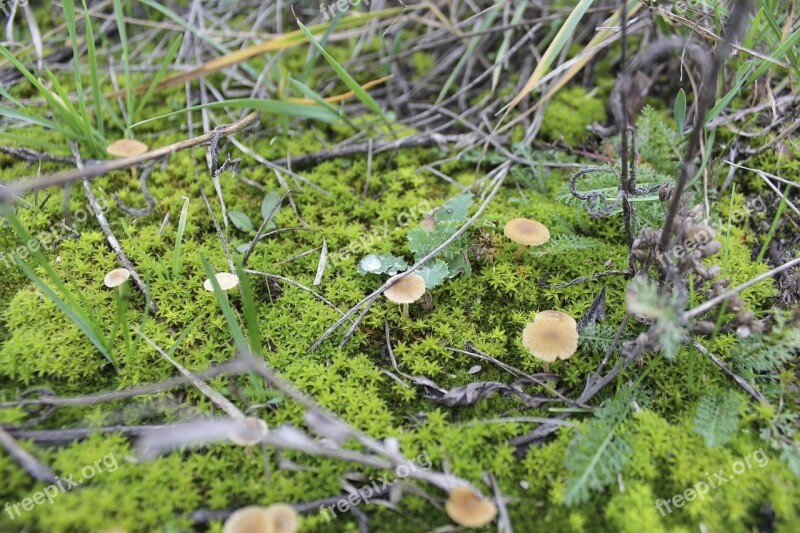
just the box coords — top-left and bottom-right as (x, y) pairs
(445, 486), (498, 528)
(106, 138), (148, 180)
(384, 272), (427, 319)
(522, 310), (579, 373)
(228, 417), (269, 447)
(223, 504), (299, 533)
(504, 218), (550, 258)
(203, 272), (240, 292)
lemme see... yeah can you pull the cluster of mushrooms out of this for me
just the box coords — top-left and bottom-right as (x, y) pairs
(382, 217), (579, 372)
(99, 216), (573, 530)
(223, 504), (299, 533)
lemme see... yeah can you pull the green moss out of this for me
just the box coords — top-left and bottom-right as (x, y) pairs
(540, 86), (606, 145)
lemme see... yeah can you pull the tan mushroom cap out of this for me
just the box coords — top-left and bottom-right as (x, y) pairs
(445, 486), (498, 528)
(103, 268), (131, 288)
(263, 504), (300, 533)
(229, 417), (269, 446)
(522, 310), (579, 363)
(504, 218), (550, 246)
(222, 506), (271, 533)
(204, 272), (240, 292)
(106, 139), (148, 157)
(222, 504), (299, 533)
(384, 273), (426, 304)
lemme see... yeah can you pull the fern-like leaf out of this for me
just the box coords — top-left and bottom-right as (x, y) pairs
(693, 388), (741, 448)
(562, 391), (635, 506)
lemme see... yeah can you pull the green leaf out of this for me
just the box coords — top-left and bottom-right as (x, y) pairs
(417, 260), (449, 288)
(357, 253), (408, 276)
(260, 191), (282, 229)
(229, 211), (254, 233)
(673, 88), (686, 138)
(172, 196), (190, 279)
(694, 389), (741, 448)
(434, 193), (473, 223)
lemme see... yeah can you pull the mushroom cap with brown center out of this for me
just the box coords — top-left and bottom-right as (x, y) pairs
(504, 218), (550, 246)
(384, 273), (426, 304)
(445, 486), (498, 528)
(522, 310), (579, 362)
(103, 268), (131, 288)
(204, 272), (240, 292)
(106, 139), (148, 157)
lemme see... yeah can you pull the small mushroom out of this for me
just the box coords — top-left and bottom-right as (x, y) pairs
(107, 139), (148, 181)
(263, 504), (300, 533)
(222, 504), (299, 533)
(104, 268), (131, 288)
(229, 417), (269, 447)
(522, 310), (579, 372)
(445, 486), (497, 528)
(203, 272), (240, 292)
(384, 273), (426, 319)
(222, 506), (271, 533)
(504, 218), (550, 258)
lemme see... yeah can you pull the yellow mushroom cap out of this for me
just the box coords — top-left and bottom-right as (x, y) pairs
(522, 310), (579, 363)
(222, 506), (271, 533)
(204, 272), (239, 292)
(445, 487), (498, 528)
(229, 417), (269, 446)
(263, 504), (300, 533)
(503, 218), (550, 246)
(103, 268), (131, 288)
(222, 504), (299, 533)
(384, 273), (426, 304)
(106, 139), (148, 157)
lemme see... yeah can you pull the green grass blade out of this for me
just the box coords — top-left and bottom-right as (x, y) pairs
(201, 257), (248, 353)
(130, 98), (338, 128)
(113, 0), (134, 124)
(172, 196), (190, 280)
(296, 18), (385, 118)
(437, 4), (501, 104)
(235, 262), (262, 355)
(133, 35), (184, 121)
(14, 258), (114, 366)
(83, 0), (105, 138)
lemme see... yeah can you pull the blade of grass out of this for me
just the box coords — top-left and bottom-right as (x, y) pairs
(83, 0), (104, 138)
(201, 257), (248, 353)
(132, 35), (184, 121)
(112, 0), (133, 126)
(172, 196), (190, 280)
(436, 4), (501, 104)
(296, 18), (385, 119)
(500, 0), (594, 120)
(131, 98), (338, 128)
(235, 262), (261, 355)
(492, 0), (529, 93)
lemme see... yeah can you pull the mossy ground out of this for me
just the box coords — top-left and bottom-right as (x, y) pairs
(1, 54), (798, 533)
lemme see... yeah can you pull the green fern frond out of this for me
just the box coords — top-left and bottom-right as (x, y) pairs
(693, 388), (741, 448)
(563, 390), (636, 506)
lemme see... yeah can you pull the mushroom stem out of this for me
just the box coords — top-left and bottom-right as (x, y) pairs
(130, 166), (138, 182)
(402, 303), (410, 319)
(514, 243), (525, 258)
(542, 361), (550, 373)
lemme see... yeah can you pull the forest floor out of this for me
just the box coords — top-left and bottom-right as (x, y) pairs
(0, 1), (799, 532)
